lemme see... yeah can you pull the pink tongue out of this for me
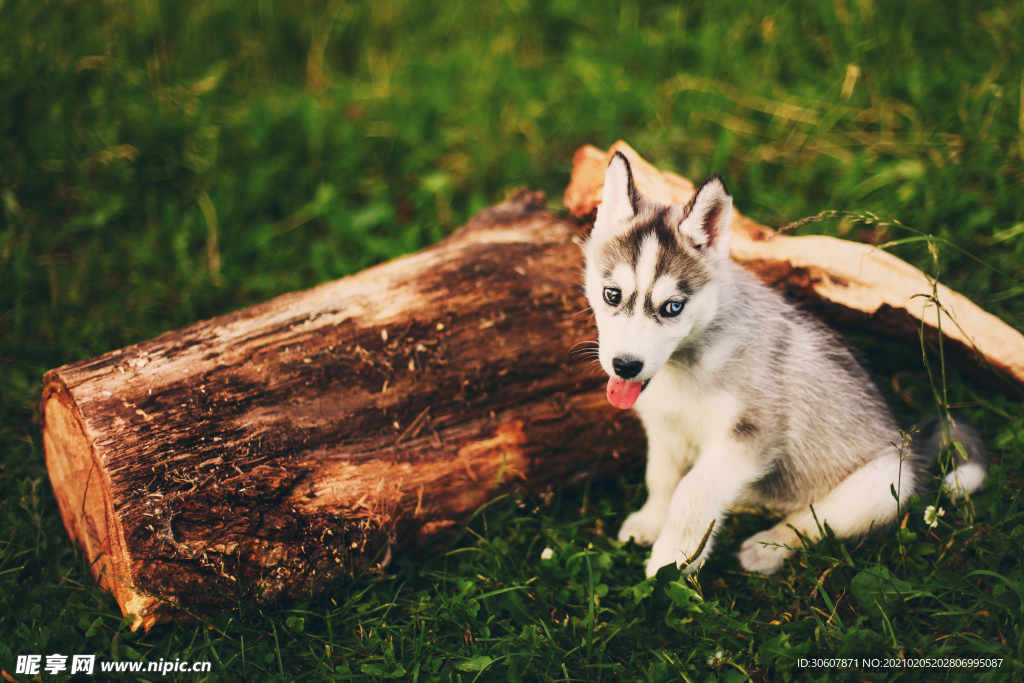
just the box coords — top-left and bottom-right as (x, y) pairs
(607, 377), (643, 410)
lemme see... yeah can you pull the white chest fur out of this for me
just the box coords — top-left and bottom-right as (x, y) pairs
(632, 365), (741, 473)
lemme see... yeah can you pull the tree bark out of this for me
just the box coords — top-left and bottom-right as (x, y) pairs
(42, 191), (645, 631)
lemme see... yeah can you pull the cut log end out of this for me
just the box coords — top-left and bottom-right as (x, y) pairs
(43, 379), (164, 629)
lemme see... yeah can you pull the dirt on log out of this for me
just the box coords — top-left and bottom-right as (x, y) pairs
(42, 191), (645, 631)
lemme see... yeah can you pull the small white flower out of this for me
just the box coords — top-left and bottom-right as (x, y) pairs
(540, 547), (554, 560)
(707, 650), (725, 667)
(924, 505), (946, 528)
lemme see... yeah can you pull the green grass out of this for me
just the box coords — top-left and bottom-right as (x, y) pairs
(2, 0), (1024, 680)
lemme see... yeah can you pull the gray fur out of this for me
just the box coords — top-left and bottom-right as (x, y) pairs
(680, 260), (918, 511)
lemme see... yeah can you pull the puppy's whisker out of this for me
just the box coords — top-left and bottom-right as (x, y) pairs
(563, 307), (594, 320)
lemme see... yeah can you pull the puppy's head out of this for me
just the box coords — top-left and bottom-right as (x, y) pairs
(583, 152), (733, 408)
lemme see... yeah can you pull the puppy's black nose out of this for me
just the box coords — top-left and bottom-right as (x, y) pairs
(612, 356), (643, 380)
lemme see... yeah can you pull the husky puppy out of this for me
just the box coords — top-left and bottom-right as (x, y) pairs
(584, 152), (987, 577)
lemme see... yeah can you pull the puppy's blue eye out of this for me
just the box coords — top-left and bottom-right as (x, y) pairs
(603, 287), (621, 306)
(660, 300), (684, 317)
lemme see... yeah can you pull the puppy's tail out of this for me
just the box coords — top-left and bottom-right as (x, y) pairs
(917, 414), (989, 498)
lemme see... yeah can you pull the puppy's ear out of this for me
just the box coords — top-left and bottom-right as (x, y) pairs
(593, 152), (639, 236)
(678, 174), (732, 257)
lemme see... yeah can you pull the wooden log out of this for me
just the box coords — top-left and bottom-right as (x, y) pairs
(44, 146), (1024, 632)
(565, 141), (1024, 391)
(42, 191), (646, 631)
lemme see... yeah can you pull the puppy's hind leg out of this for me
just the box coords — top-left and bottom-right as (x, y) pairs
(737, 452), (917, 575)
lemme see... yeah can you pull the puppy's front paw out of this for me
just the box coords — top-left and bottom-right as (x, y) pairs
(617, 506), (667, 546)
(736, 529), (795, 575)
(645, 523), (712, 578)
